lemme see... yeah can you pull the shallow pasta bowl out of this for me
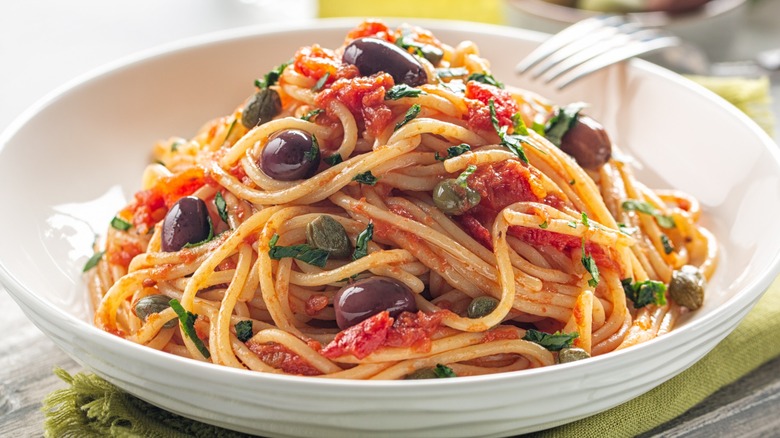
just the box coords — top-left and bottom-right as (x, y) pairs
(1, 19), (779, 438)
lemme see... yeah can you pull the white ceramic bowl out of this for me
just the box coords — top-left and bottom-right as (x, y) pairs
(503, 0), (748, 61)
(1, 19), (779, 438)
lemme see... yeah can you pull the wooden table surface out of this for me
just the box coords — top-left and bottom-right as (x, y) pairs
(2, 1), (780, 436)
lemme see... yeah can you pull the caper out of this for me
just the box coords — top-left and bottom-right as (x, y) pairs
(133, 294), (176, 328)
(467, 296), (499, 319)
(420, 45), (444, 66)
(241, 88), (282, 129)
(306, 215), (352, 259)
(432, 179), (481, 215)
(669, 265), (705, 310)
(404, 368), (439, 379)
(558, 347), (591, 364)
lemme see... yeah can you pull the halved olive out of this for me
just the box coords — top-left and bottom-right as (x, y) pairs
(669, 265), (705, 310)
(161, 196), (211, 252)
(260, 129), (320, 181)
(343, 38), (428, 87)
(306, 215), (352, 259)
(559, 114), (612, 170)
(334, 276), (417, 330)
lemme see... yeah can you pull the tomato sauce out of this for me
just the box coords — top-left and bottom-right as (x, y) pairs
(247, 341), (323, 376)
(464, 81), (518, 132)
(345, 19), (396, 43)
(315, 73), (395, 137)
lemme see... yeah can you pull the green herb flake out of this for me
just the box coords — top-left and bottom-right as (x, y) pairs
(580, 212), (590, 227)
(235, 320), (254, 343)
(489, 100), (529, 164)
(255, 61), (290, 89)
(511, 112), (530, 136)
(435, 67), (469, 80)
(386, 84), (426, 100)
(581, 238), (599, 288)
(523, 329), (578, 351)
(567, 221), (577, 228)
(395, 104), (421, 131)
(301, 108), (324, 121)
(433, 364), (457, 378)
(352, 222), (374, 260)
(545, 102), (586, 147)
(110, 216), (132, 231)
(312, 72), (330, 92)
(621, 199), (676, 229)
(434, 144), (471, 161)
(455, 165), (477, 188)
(304, 135), (320, 162)
(539, 221), (548, 229)
(170, 141), (182, 152)
(215, 192), (229, 224)
(268, 233), (330, 268)
(324, 154), (343, 166)
(621, 278), (667, 308)
(353, 171), (379, 186)
(617, 223), (638, 235)
(660, 235), (675, 254)
(82, 250), (104, 272)
(169, 299), (211, 359)
(531, 119), (547, 136)
(466, 72), (504, 89)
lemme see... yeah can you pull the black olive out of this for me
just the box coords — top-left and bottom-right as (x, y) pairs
(161, 196), (211, 252)
(260, 129), (320, 181)
(241, 88), (282, 130)
(343, 38), (428, 87)
(559, 115), (612, 170)
(334, 276), (417, 330)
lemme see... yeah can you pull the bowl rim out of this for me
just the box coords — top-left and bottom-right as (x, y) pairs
(1, 17), (779, 391)
(504, 0), (748, 26)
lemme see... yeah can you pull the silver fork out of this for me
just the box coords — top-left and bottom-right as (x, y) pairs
(515, 16), (680, 89)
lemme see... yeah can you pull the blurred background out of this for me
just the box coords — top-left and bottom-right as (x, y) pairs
(0, 0), (777, 136)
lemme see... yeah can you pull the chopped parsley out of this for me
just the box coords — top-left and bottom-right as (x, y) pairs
(567, 221), (577, 228)
(466, 72), (504, 89)
(304, 136), (320, 162)
(434, 144), (471, 161)
(386, 84), (426, 100)
(235, 320), (254, 342)
(581, 238), (599, 288)
(621, 278), (667, 308)
(215, 192), (228, 224)
(539, 221), (548, 229)
(170, 140), (182, 152)
(435, 67), (469, 80)
(661, 235), (675, 254)
(621, 200), (676, 229)
(301, 108), (324, 121)
(169, 299), (210, 359)
(395, 104), (421, 131)
(523, 329), (578, 351)
(82, 250), (104, 272)
(324, 154), (343, 166)
(580, 212), (590, 227)
(489, 100), (529, 163)
(433, 364), (457, 378)
(312, 72), (330, 92)
(268, 234), (329, 268)
(353, 171), (378, 186)
(255, 61), (290, 89)
(456, 165), (477, 188)
(352, 222), (374, 260)
(110, 216), (132, 231)
(545, 102), (586, 147)
(617, 223), (638, 235)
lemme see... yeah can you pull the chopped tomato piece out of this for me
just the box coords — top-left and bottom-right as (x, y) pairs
(315, 73), (395, 137)
(247, 341), (322, 376)
(384, 311), (445, 353)
(465, 81), (519, 132)
(293, 44), (341, 81)
(321, 311), (393, 359)
(346, 19), (396, 43)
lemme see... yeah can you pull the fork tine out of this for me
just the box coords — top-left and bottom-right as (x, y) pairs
(539, 29), (659, 83)
(551, 35), (680, 89)
(515, 15), (625, 74)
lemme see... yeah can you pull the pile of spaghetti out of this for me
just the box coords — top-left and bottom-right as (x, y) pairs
(88, 20), (717, 379)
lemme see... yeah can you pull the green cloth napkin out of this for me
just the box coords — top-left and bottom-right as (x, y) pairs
(42, 277), (780, 438)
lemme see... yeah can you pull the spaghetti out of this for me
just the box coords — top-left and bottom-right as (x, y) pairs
(88, 20), (717, 379)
